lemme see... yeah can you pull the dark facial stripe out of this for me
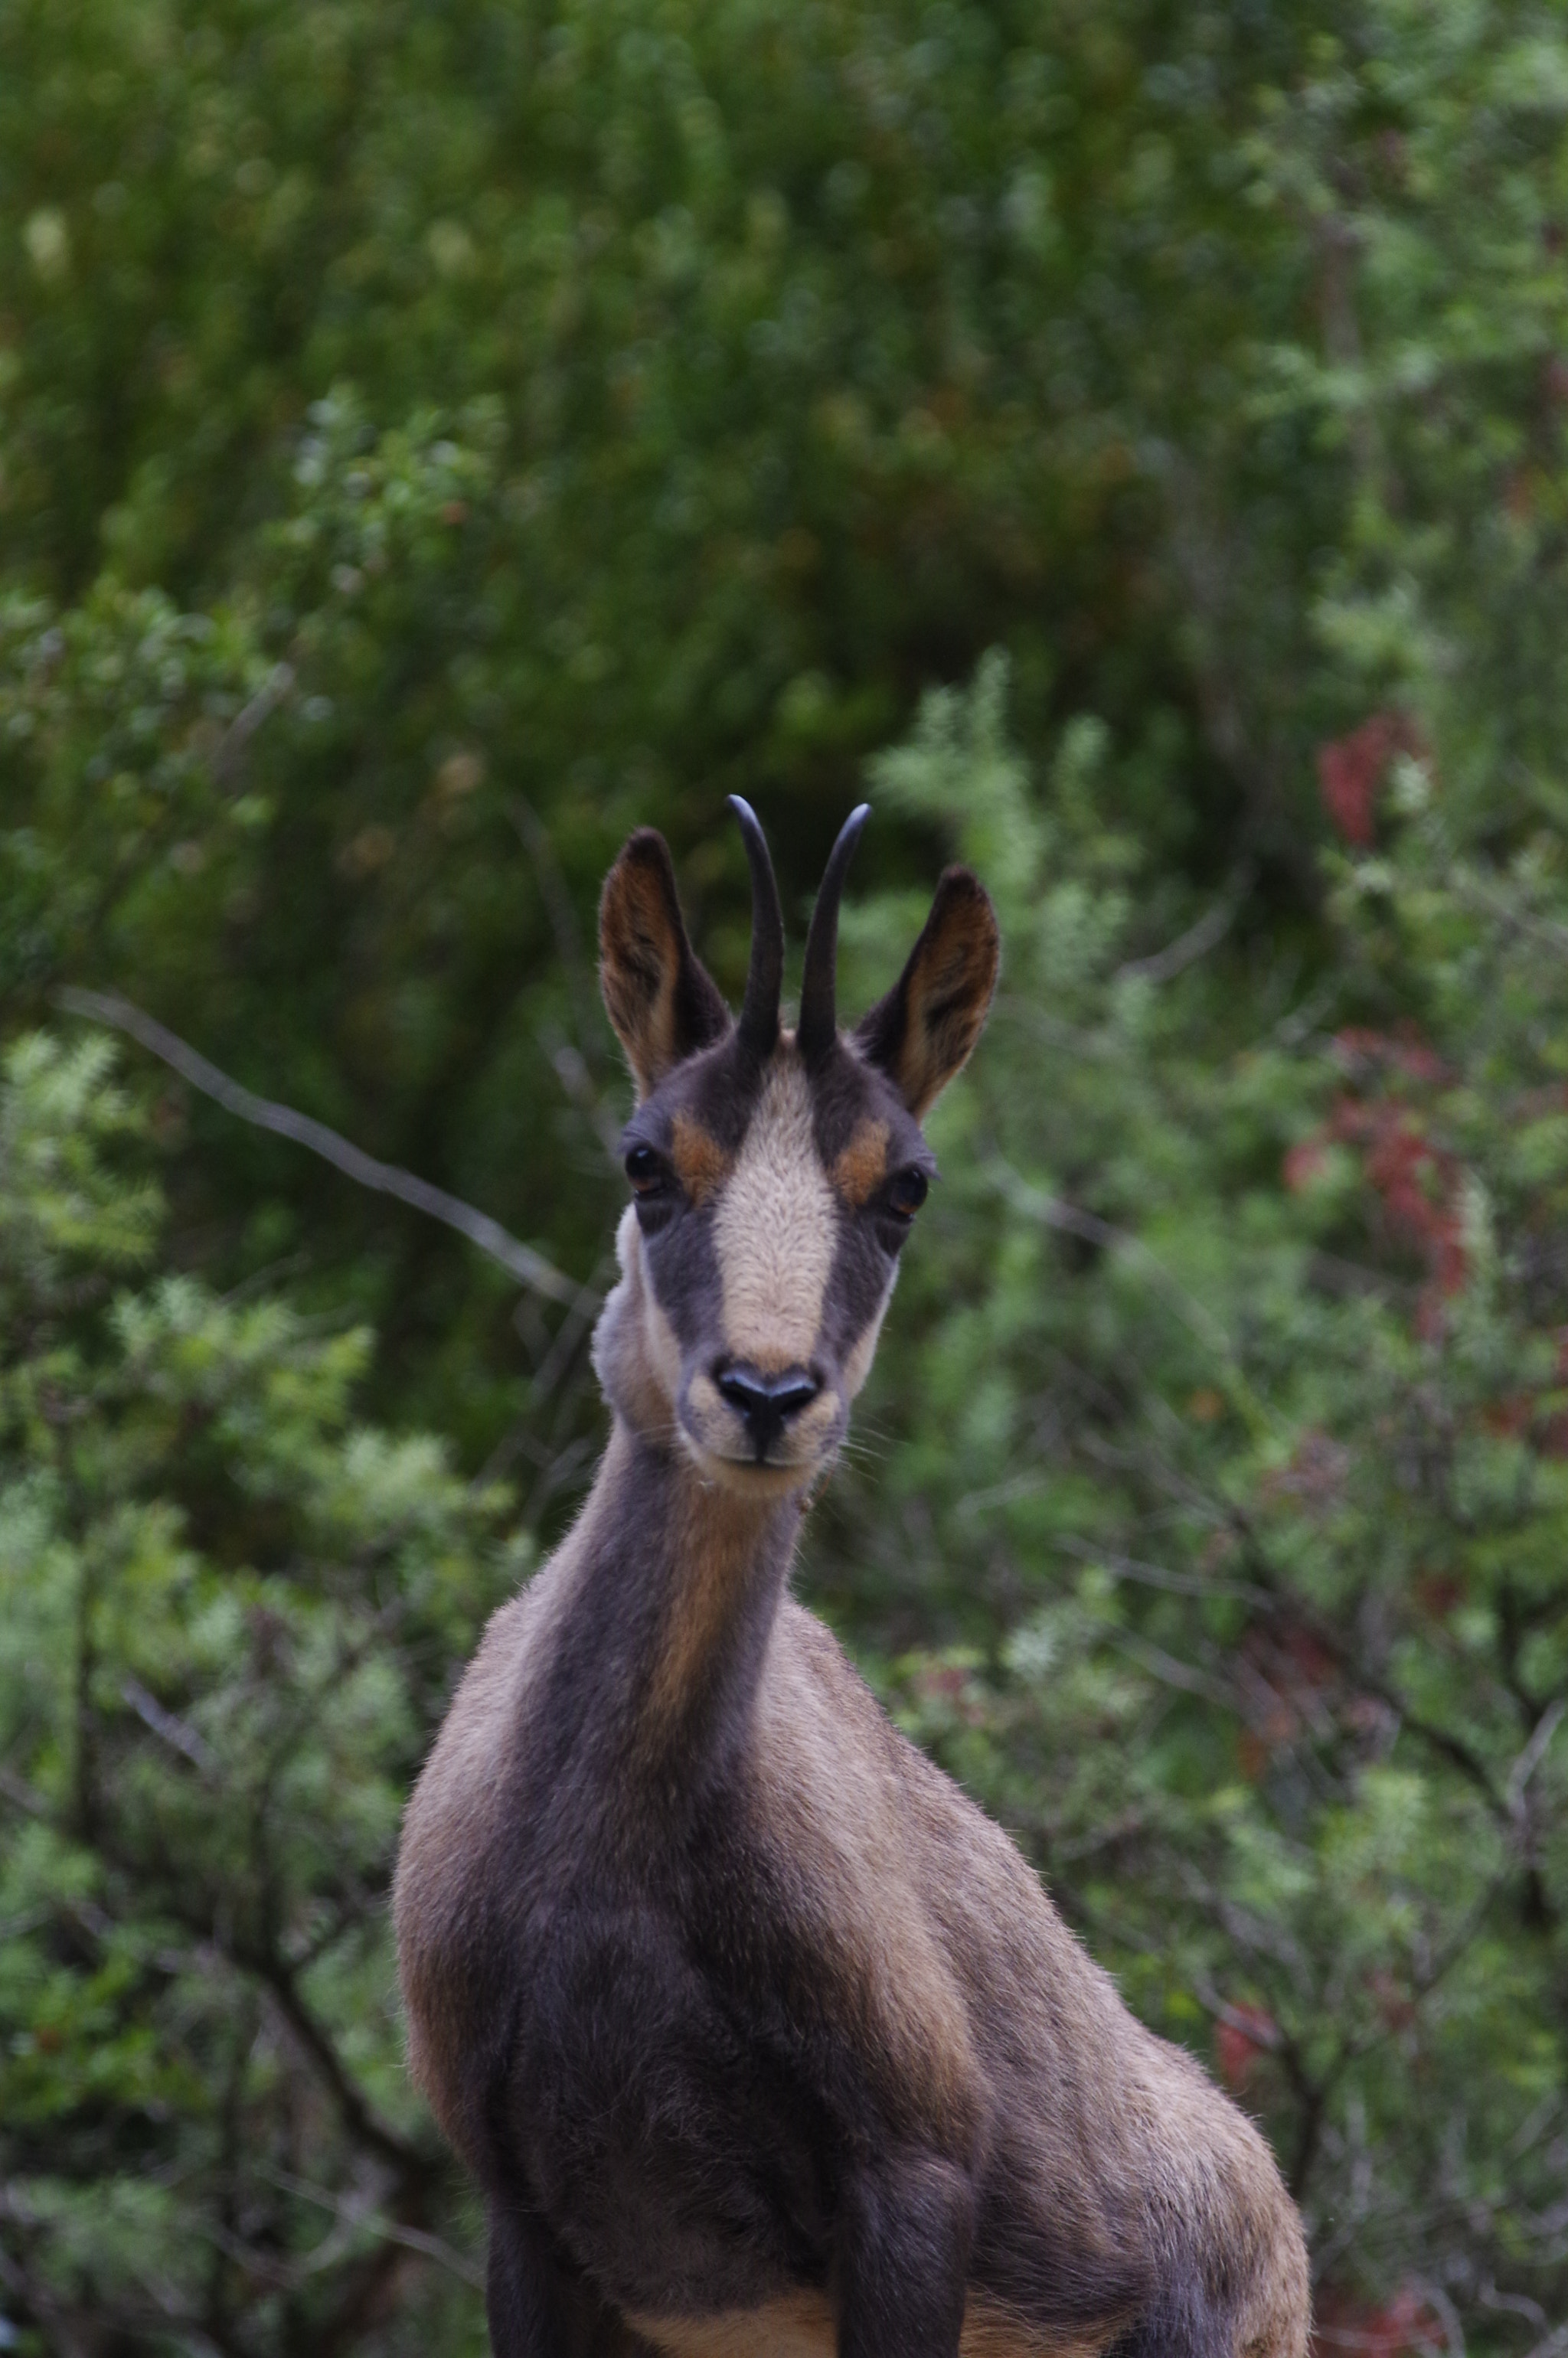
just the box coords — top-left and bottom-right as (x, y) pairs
(639, 1190), (727, 1360)
(818, 1217), (897, 1374)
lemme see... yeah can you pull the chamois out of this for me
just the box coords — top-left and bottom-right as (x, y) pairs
(394, 802), (1310, 2358)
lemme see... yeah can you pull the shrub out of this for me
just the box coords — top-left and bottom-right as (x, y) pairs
(0, 1036), (509, 2353)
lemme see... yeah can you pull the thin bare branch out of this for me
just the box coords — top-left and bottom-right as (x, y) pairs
(1115, 867), (1252, 986)
(54, 986), (583, 1305)
(256, 2166), (484, 2290)
(1507, 1697), (1565, 1821)
(1105, 1627), (1238, 1712)
(122, 1675), (217, 1776)
(252, 1950), (433, 2183)
(1055, 1534), (1273, 1608)
(213, 661), (294, 785)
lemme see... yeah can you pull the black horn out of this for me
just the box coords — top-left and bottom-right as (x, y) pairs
(728, 796), (785, 1062)
(797, 802), (871, 1063)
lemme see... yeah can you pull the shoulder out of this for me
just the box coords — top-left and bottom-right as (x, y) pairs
(394, 1543), (580, 1920)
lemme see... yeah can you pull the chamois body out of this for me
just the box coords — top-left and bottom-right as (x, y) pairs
(395, 808), (1310, 2358)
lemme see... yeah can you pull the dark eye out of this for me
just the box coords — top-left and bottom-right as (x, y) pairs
(625, 1145), (666, 1198)
(886, 1168), (929, 1222)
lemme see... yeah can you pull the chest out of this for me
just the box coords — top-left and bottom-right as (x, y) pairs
(499, 1715), (978, 2291)
(498, 1836), (838, 2318)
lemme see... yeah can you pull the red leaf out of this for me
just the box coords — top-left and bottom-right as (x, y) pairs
(1316, 713), (1419, 846)
(1214, 2002), (1276, 2088)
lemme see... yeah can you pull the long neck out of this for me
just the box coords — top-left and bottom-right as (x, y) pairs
(540, 1418), (802, 1805)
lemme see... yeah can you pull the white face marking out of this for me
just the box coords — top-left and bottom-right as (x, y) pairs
(712, 1056), (836, 1373)
(595, 1203), (686, 1435)
(638, 1242), (686, 1398)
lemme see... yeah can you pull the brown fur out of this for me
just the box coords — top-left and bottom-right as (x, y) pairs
(670, 1111), (734, 1207)
(400, 1458), (1308, 2352)
(640, 1443), (803, 1739)
(830, 1117), (890, 1207)
(397, 818), (1310, 2358)
(630, 2288), (1112, 2357)
(599, 830), (729, 1096)
(855, 867), (1001, 1117)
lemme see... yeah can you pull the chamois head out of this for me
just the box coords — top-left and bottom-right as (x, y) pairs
(593, 800), (999, 1493)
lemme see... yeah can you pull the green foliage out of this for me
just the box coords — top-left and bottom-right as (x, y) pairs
(0, 1037), (509, 2353)
(0, 0), (1338, 1451)
(825, 667), (1568, 2337)
(5, 0), (1568, 2350)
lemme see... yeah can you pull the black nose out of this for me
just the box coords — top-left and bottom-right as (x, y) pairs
(715, 1364), (822, 1459)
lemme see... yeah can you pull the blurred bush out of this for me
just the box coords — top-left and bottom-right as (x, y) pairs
(0, 1034), (509, 2350)
(830, 664), (1568, 2346)
(3, 0), (1568, 2349)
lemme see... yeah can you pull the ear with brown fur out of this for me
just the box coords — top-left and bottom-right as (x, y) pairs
(599, 830), (731, 1097)
(854, 867), (999, 1117)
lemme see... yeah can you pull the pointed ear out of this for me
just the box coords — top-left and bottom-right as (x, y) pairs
(599, 829), (730, 1097)
(854, 867), (999, 1117)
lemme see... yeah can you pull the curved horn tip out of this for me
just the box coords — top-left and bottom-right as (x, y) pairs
(824, 801), (871, 882)
(729, 795), (785, 1058)
(797, 802), (872, 1060)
